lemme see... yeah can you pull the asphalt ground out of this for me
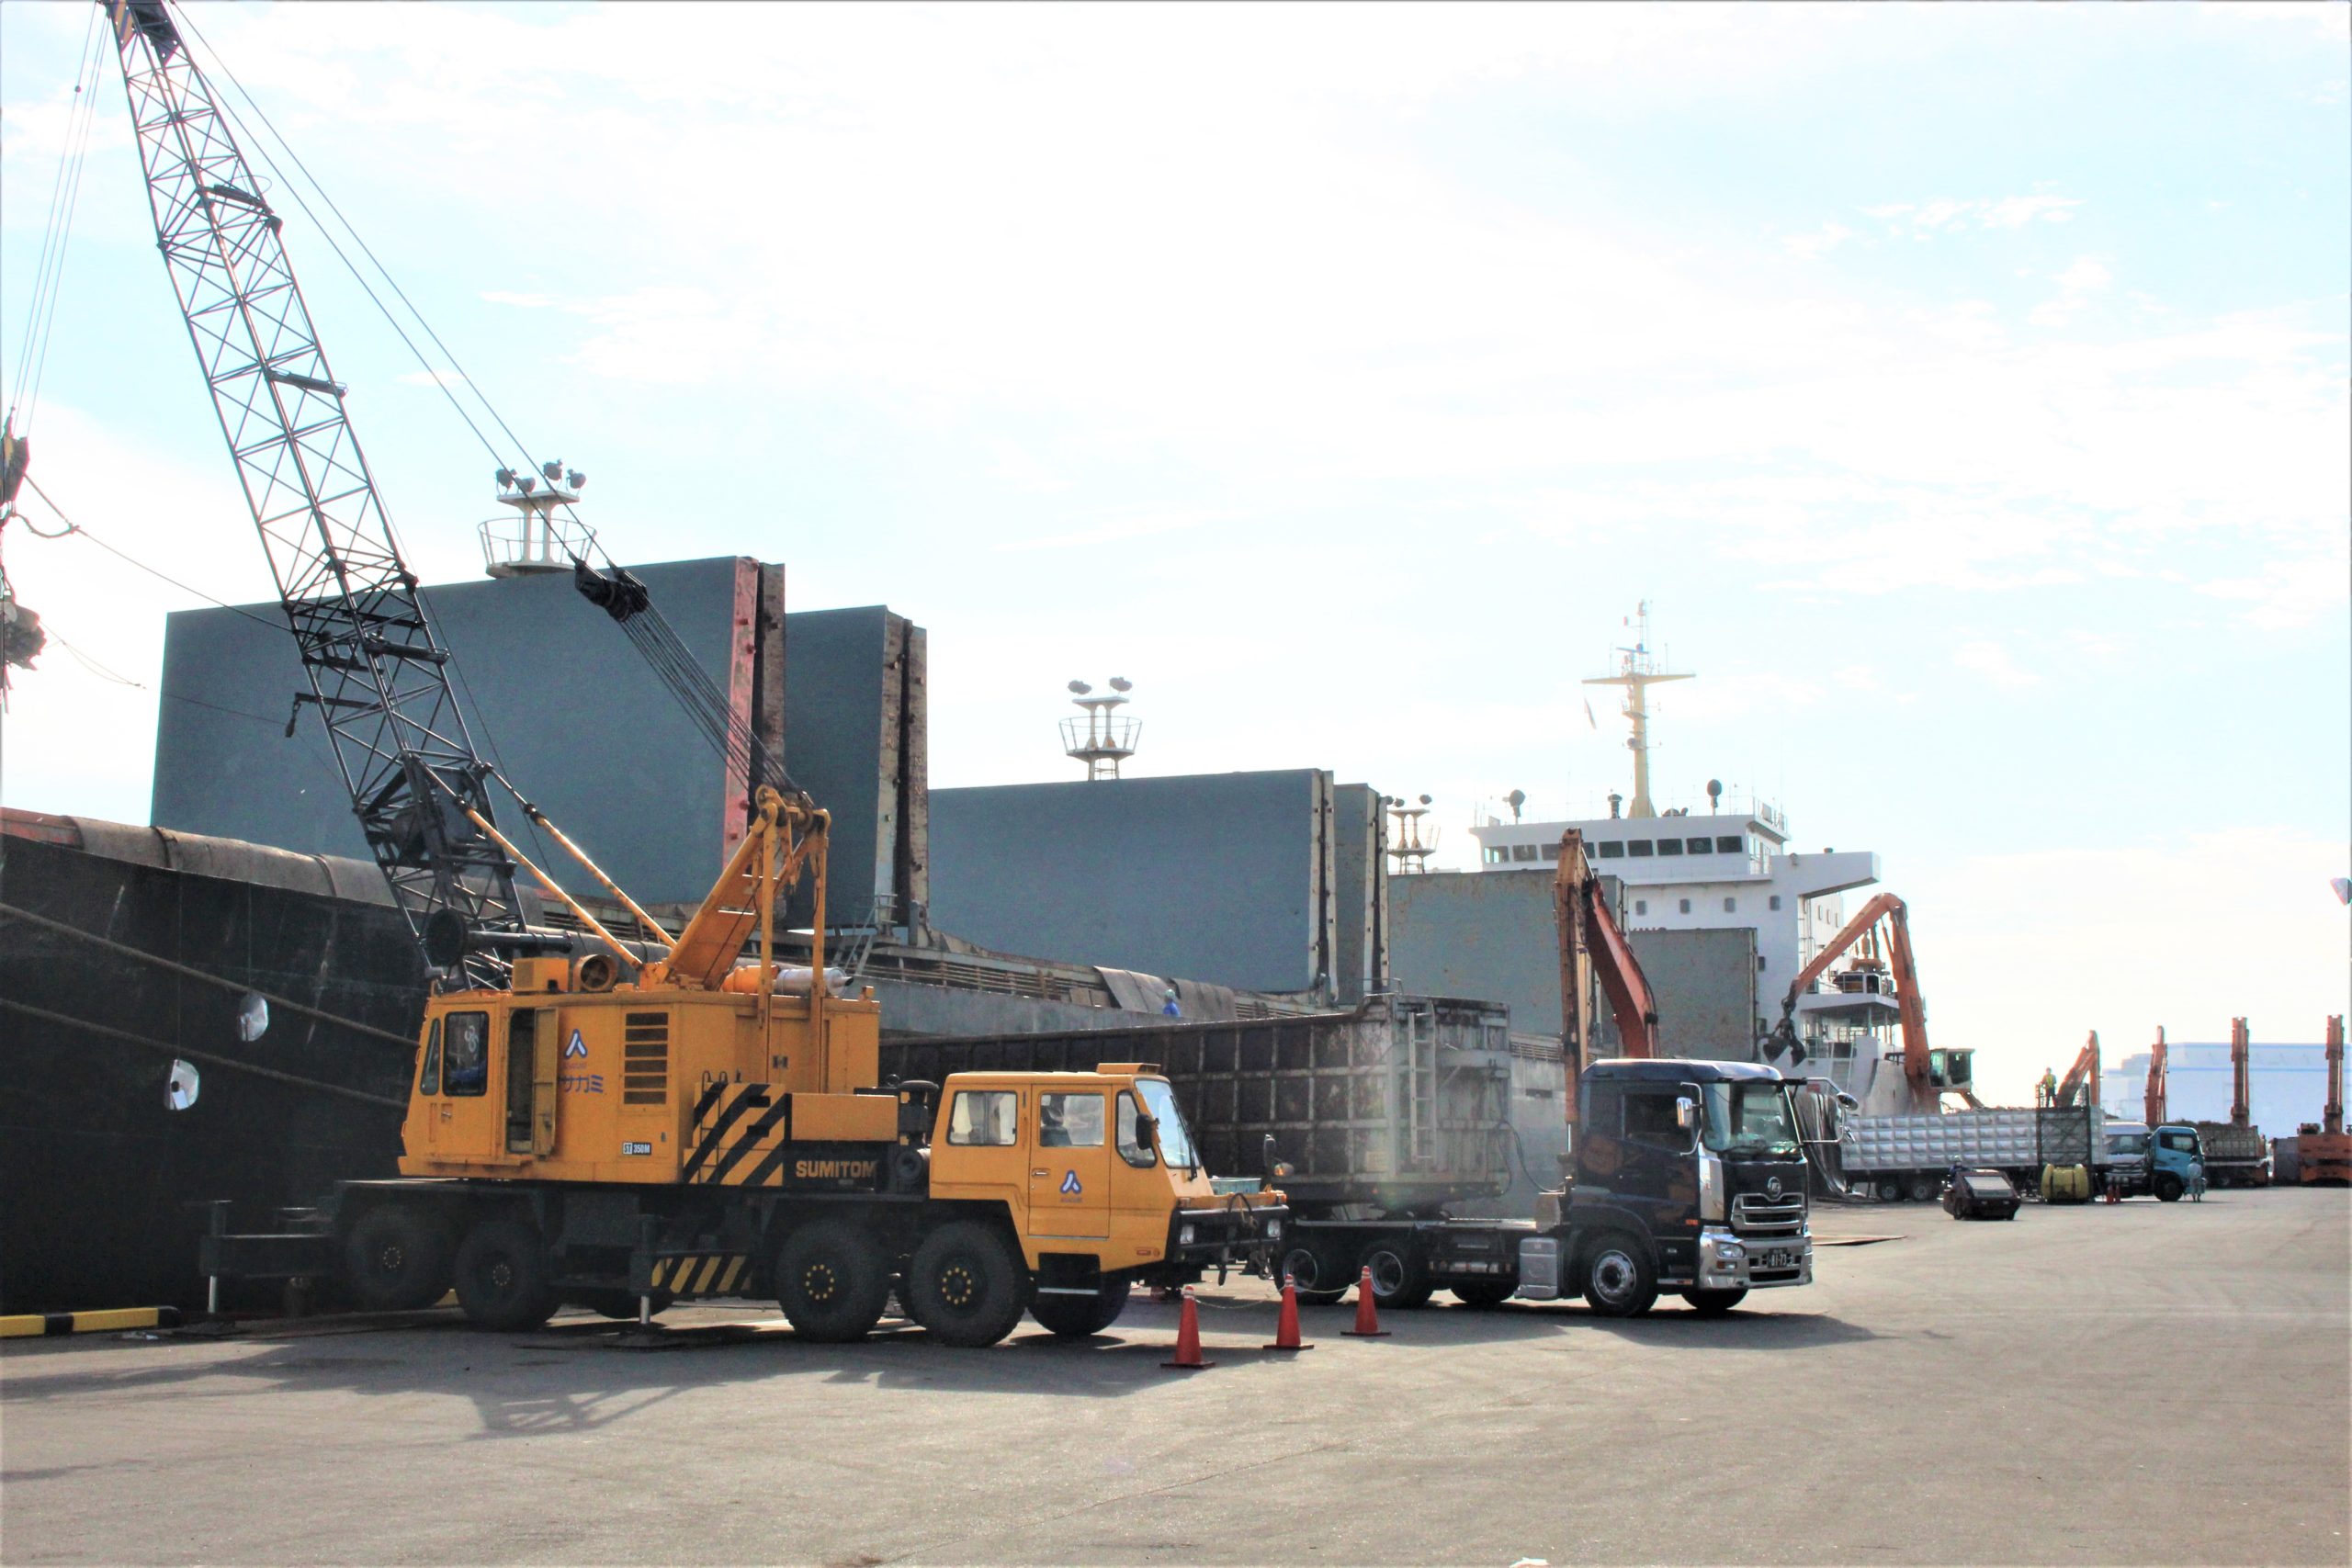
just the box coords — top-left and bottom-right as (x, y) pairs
(3, 1187), (2345, 1567)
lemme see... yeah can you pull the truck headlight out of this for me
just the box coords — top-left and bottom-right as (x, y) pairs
(1179, 1224), (1196, 1247)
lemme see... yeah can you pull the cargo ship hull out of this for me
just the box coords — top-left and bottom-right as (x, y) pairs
(0, 812), (424, 1314)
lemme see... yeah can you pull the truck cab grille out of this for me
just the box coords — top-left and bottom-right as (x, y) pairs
(1731, 1193), (1805, 1236)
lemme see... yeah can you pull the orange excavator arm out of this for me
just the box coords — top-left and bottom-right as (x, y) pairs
(1767, 891), (1935, 1111)
(2144, 1028), (2167, 1127)
(2230, 1017), (2251, 1126)
(2053, 1031), (2100, 1111)
(1555, 829), (1659, 1117)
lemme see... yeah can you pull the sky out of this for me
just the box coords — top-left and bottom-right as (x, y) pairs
(2, 2), (2345, 1104)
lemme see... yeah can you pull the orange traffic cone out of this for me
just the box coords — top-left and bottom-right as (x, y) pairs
(1342, 1265), (1389, 1337)
(1160, 1285), (1215, 1370)
(1263, 1276), (1313, 1351)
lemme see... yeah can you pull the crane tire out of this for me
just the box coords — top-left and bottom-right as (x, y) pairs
(775, 1220), (892, 1342)
(1029, 1280), (1130, 1338)
(453, 1217), (560, 1332)
(906, 1221), (1026, 1348)
(343, 1203), (455, 1313)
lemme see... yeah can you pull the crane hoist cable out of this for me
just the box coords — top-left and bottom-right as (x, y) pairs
(170, 6), (791, 806)
(4, 6), (108, 449)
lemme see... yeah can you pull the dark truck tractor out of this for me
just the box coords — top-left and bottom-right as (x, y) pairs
(1275, 1059), (1815, 1318)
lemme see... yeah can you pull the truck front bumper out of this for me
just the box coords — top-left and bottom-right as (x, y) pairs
(1694, 1224), (1812, 1291)
(1170, 1201), (1289, 1269)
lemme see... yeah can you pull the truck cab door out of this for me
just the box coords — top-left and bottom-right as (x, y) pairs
(1615, 1084), (1702, 1237)
(1027, 1089), (1112, 1239)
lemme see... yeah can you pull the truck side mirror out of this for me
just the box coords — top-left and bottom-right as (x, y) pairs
(1676, 1096), (1698, 1132)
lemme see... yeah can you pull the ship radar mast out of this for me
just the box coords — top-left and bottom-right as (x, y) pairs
(1581, 602), (1690, 819)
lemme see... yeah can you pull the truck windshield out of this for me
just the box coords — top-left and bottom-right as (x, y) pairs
(1136, 1079), (1200, 1171)
(2108, 1134), (2148, 1156)
(1702, 1083), (1800, 1157)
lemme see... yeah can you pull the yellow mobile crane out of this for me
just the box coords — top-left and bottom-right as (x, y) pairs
(104, 0), (1282, 1344)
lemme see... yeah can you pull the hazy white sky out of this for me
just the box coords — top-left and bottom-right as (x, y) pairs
(3, 3), (2345, 1101)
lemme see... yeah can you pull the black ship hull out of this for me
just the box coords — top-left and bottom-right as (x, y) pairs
(1, 812), (424, 1314)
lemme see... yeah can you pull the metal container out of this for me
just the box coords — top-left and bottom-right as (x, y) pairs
(1839, 1106), (2106, 1176)
(882, 996), (1514, 1215)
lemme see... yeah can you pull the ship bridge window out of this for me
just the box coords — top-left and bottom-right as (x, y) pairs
(440, 1011), (489, 1097)
(1511, 843), (1538, 863)
(1724, 897), (1737, 913)
(1657, 839), (1683, 855)
(1483, 846), (1509, 865)
(1596, 840), (1624, 859)
(1770, 895), (1782, 910)
(1717, 836), (1745, 854)
(1628, 840), (1654, 857)
(1539, 842), (1560, 861)
(1687, 838), (1713, 855)
(1678, 898), (1692, 914)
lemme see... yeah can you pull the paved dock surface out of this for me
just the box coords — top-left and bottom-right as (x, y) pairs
(4, 1189), (2345, 1565)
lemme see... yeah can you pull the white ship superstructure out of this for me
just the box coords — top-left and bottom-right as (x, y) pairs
(1469, 608), (1903, 1101)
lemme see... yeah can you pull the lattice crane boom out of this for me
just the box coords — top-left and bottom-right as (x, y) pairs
(106, 0), (542, 986)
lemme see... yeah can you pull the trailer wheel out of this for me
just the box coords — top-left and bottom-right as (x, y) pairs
(342, 1203), (455, 1312)
(1680, 1288), (1747, 1316)
(1580, 1234), (1657, 1318)
(776, 1220), (892, 1342)
(2154, 1173), (2184, 1202)
(453, 1218), (560, 1332)
(1029, 1280), (1130, 1338)
(1906, 1173), (1940, 1203)
(907, 1221), (1026, 1348)
(1277, 1246), (1348, 1306)
(1358, 1240), (1434, 1310)
(1874, 1179), (1902, 1203)
(1451, 1280), (1515, 1309)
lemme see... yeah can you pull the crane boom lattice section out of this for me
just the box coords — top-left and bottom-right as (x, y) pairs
(107, 0), (526, 986)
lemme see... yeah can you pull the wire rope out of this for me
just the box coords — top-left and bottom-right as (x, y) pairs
(5, 6), (107, 434)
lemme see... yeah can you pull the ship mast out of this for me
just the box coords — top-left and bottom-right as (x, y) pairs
(1582, 602), (1691, 819)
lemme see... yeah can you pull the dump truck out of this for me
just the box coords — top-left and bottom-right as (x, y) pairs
(888, 831), (1815, 1319)
(2098, 1120), (2207, 1201)
(1836, 1104), (2108, 1201)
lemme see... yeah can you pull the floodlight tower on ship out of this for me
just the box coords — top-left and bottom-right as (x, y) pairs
(1063, 678), (1139, 780)
(481, 459), (595, 577)
(1386, 795), (1438, 874)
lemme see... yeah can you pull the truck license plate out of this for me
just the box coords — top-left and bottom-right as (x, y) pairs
(1760, 1248), (1794, 1269)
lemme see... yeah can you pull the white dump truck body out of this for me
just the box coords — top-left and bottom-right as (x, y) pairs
(1840, 1106), (2107, 1179)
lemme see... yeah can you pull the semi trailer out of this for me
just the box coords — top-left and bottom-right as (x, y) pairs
(1835, 1105), (2108, 1201)
(887, 831), (1815, 1319)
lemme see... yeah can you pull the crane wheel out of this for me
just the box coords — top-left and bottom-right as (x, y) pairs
(453, 1218), (560, 1332)
(342, 1204), (455, 1313)
(906, 1221), (1026, 1348)
(1028, 1280), (1130, 1338)
(775, 1220), (891, 1343)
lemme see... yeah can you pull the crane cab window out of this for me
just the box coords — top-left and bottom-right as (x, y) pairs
(1038, 1092), (1104, 1148)
(417, 1019), (442, 1096)
(947, 1090), (1018, 1146)
(440, 1012), (490, 1097)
